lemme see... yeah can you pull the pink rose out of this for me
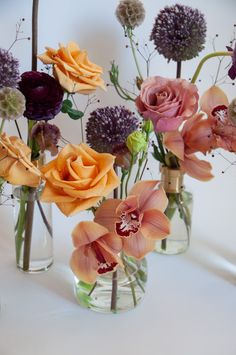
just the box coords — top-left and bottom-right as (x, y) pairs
(135, 76), (199, 132)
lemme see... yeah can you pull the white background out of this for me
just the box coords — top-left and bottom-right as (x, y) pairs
(0, 0), (236, 354)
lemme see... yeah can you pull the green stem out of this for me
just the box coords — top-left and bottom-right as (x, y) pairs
(191, 51), (232, 84)
(15, 192), (27, 264)
(156, 133), (166, 161)
(127, 28), (143, 81)
(88, 282), (97, 297)
(125, 155), (134, 196)
(0, 119), (5, 134)
(120, 169), (128, 199)
(110, 270), (118, 313)
(123, 257), (137, 307)
(134, 151), (146, 183)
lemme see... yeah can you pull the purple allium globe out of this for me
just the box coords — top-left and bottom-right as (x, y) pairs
(31, 121), (61, 156)
(116, 0), (145, 29)
(86, 106), (139, 154)
(150, 4), (207, 62)
(0, 48), (20, 88)
(18, 71), (64, 121)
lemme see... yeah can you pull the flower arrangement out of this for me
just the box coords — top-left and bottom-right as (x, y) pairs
(110, 0), (236, 254)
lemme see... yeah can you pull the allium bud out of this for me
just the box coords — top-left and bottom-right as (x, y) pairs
(143, 119), (153, 134)
(116, 0), (145, 29)
(150, 4), (207, 62)
(0, 87), (25, 120)
(228, 98), (236, 126)
(126, 131), (147, 155)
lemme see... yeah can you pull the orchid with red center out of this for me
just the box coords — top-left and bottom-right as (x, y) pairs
(95, 180), (170, 259)
(70, 221), (123, 284)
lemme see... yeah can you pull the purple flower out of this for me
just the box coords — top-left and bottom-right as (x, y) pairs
(18, 71), (64, 121)
(31, 121), (61, 156)
(227, 44), (236, 80)
(86, 106), (139, 154)
(0, 48), (20, 88)
(150, 4), (207, 62)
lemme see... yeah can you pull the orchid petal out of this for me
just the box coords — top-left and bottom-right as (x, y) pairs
(163, 131), (185, 160)
(70, 246), (98, 284)
(200, 86), (229, 118)
(180, 154), (213, 181)
(94, 199), (121, 232)
(72, 221), (109, 248)
(141, 209), (170, 240)
(123, 231), (156, 259)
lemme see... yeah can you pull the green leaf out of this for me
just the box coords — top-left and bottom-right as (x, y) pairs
(67, 108), (84, 120)
(61, 99), (73, 113)
(152, 143), (165, 163)
(77, 291), (92, 308)
(78, 281), (94, 292)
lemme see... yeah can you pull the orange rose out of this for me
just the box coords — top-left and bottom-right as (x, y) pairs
(0, 133), (41, 187)
(38, 41), (105, 94)
(40, 143), (120, 216)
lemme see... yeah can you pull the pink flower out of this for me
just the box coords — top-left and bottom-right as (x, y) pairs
(70, 221), (123, 284)
(135, 76), (199, 132)
(95, 180), (170, 259)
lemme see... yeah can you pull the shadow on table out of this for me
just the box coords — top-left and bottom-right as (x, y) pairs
(184, 237), (236, 285)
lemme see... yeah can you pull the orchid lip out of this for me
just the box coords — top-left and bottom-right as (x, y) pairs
(115, 209), (142, 238)
(212, 105), (228, 122)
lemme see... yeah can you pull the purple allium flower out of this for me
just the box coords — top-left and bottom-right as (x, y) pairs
(0, 87), (25, 120)
(226, 44), (236, 80)
(31, 121), (61, 156)
(86, 106), (139, 154)
(0, 48), (20, 88)
(18, 71), (64, 121)
(116, 0), (145, 29)
(150, 4), (207, 62)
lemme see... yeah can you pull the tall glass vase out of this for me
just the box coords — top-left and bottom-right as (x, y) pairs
(74, 254), (147, 313)
(155, 167), (193, 255)
(13, 184), (53, 273)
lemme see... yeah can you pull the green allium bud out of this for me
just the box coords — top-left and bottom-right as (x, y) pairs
(0, 87), (25, 120)
(126, 131), (147, 154)
(116, 0), (145, 29)
(228, 98), (236, 126)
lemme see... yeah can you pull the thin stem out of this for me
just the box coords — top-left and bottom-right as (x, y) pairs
(176, 61), (182, 78)
(36, 200), (53, 237)
(23, 188), (35, 271)
(15, 121), (22, 140)
(111, 165), (118, 313)
(139, 158), (148, 180)
(127, 28), (143, 81)
(88, 282), (97, 297)
(15, 194), (27, 264)
(120, 169), (127, 199)
(191, 51), (232, 84)
(125, 155), (134, 197)
(156, 133), (166, 161)
(71, 95), (84, 142)
(123, 257), (137, 307)
(0, 119), (5, 134)
(31, 0), (39, 71)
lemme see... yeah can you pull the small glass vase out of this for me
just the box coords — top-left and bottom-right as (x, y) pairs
(13, 185), (53, 273)
(155, 167), (193, 255)
(74, 254), (147, 314)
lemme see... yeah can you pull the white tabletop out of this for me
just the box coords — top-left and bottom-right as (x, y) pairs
(1, 176), (236, 355)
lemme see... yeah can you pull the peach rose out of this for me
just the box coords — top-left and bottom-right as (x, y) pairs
(0, 133), (41, 187)
(38, 41), (105, 94)
(40, 143), (120, 216)
(136, 76), (199, 132)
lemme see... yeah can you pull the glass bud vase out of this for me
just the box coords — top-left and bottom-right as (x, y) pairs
(13, 185), (53, 273)
(155, 167), (193, 255)
(74, 254), (147, 314)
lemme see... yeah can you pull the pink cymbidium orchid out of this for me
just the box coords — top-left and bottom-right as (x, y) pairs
(95, 180), (170, 259)
(163, 115), (214, 181)
(70, 221), (123, 284)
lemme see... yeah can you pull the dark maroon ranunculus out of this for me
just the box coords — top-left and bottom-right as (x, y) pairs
(18, 71), (64, 121)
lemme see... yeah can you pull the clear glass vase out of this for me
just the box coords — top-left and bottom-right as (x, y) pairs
(13, 185), (53, 273)
(155, 167), (193, 255)
(74, 254), (147, 314)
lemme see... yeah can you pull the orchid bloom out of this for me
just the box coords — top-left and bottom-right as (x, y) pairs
(227, 43), (236, 80)
(200, 86), (236, 152)
(163, 115), (214, 181)
(95, 180), (170, 259)
(70, 221), (123, 284)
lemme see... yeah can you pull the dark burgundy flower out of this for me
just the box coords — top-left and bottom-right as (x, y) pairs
(227, 44), (236, 80)
(18, 71), (64, 121)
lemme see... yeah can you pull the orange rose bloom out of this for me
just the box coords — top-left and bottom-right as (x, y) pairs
(38, 41), (105, 94)
(40, 143), (120, 216)
(0, 133), (41, 187)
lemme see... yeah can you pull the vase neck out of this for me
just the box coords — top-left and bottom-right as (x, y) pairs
(161, 167), (184, 193)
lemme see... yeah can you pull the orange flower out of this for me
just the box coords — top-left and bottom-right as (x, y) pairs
(95, 180), (170, 259)
(40, 143), (120, 216)
(38, 41), (105, 94)
(164, 116), (213, 181)
(70, 221), (123, 284)
(0, 133), (41, 187)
